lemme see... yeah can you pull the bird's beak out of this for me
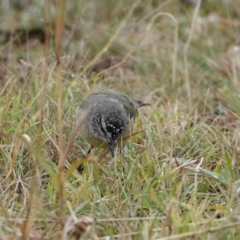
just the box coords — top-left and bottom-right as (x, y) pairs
(108, 140), (115, 157)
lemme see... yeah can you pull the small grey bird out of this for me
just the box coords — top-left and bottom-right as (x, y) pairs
(76, 90), (149, 157)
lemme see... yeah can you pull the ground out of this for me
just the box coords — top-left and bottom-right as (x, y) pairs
(1, 0), (240, 239)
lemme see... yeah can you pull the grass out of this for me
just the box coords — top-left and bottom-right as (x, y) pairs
(1, 0), (240, 239)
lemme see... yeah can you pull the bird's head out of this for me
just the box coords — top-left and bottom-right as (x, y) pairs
(90, 102), (127, 157)
(98, 113), (125, 157)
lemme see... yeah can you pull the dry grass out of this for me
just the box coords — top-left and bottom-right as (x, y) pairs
(1, 0), (240, 239)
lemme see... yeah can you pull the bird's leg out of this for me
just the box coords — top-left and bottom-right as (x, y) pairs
(77, 164), (85, 173)
(87, 146), (93, 155)
(77, 146), (93, 173)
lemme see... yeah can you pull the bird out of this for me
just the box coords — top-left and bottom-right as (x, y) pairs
(76, 90), (150, 158)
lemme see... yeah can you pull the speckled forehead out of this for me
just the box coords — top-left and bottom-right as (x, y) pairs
(105, 115), (124, 126)
(105, 117), (125, 140)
